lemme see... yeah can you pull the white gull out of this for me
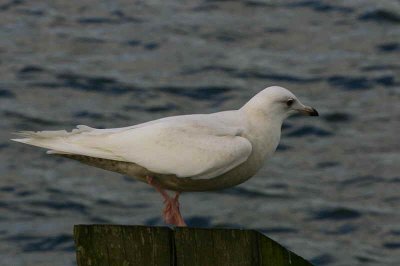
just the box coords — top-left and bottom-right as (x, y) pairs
(12, 86), (318, 226)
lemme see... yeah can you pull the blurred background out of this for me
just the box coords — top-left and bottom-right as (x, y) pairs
(1, 0), (399, 265)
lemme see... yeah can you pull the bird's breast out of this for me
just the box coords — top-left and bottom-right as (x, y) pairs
(156, 125), (283, 192)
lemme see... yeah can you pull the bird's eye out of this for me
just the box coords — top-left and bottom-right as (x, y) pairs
(286, 99), (294, 107)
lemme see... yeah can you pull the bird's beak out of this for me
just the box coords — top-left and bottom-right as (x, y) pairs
(298, 106), (319, 116)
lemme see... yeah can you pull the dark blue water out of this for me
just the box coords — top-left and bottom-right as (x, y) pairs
(1, 1), (399, 265)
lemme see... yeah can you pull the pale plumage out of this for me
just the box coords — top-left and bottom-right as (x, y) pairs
(12, 86), (318, 226)
(13, 111), (252, 180)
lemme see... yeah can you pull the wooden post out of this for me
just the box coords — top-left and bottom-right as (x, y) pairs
(74, 225), (313, 266)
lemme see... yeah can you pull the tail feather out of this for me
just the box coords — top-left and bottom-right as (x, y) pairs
(10, 124), (97, 152)
(12, 125), (94, 139)
(13, 130), (69, 139)
(11, 125), (124, 161)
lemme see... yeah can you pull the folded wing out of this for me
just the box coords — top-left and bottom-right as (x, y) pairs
(12, 119), (252, 179)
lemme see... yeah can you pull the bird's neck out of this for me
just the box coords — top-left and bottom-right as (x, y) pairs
(238, 108), (282, 172)
(241, 105), (284, 131)
(241, 108), (283, 150)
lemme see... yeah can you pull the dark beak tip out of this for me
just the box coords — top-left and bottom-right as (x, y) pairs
(310, 108), (319, 116)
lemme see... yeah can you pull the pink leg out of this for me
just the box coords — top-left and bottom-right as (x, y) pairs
(146, 176), (186, 227)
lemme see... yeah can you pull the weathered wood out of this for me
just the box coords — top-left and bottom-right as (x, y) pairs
(74, 225), (174, 266)
(74, 225), (313, 266)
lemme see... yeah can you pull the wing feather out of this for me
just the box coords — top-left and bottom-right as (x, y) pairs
(12, 114), (252, 179)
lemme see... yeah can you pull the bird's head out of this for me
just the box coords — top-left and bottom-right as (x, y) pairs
(242, 86), (318, 121)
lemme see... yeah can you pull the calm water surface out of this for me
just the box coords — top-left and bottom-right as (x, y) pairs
(0, 0), (399, 265)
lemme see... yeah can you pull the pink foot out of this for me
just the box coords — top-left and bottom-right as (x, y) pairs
(162, 192), (186, 226)
(147, 176), (186, 227)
